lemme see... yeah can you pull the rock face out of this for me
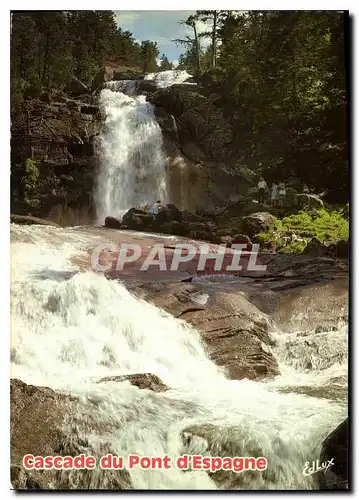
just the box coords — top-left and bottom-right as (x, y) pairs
(11, 94), (103, 225)
(149, 87), (254, 211)
(11, 379), (131, 490)
(11, 379), (133, 490)
(151, 87), (232, 161)
(93, 65), (144, 88)
(319, 419), (348, 489)
(136, 281), (279, 381)
(11, 374), (168, 489)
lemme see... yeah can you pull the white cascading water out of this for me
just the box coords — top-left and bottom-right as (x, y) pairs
(95, 70), (194, 223)
(144, 69), (194, 88)
(95, 89), (168, 222)
(11, 223), (347, 490)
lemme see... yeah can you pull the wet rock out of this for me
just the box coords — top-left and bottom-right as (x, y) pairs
(11, 379), (132, 490)
(93, 66), (144, 87)
(11, 214), (60, 227)
(122, 208), (152, 230)
(241, 212), (277, 238)
(154, 107), (178, 139)
(262, 277), (348, 333)
(104, 216), (122, 229)
(138, 80), (158, 93)
(319, 419), (348, 489)
(179, 423), (308, 489)
(97, 373), (169, 392)
(138, 281), (279, 381)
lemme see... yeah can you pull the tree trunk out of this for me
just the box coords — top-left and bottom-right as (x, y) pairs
(193, 22), (201, 74)
(212, 11), (217, 68)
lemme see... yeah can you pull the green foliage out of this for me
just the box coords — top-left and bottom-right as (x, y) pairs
(11, 11), (171, 101)
(159, 54), (173, 71)
(141, 41), (159, 72)
(22, 158), (40, 208)
(281, 209), (349, 242)
(256, 208), (348, 253)
(187, 10), (347, 202)
(277, 240), (308, 254)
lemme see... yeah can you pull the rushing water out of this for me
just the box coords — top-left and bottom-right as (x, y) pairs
(144, 69), (194, 88)
(10, 224), (347, 490)
(95, 89), (168, 223)
(95, 70), (194, 224)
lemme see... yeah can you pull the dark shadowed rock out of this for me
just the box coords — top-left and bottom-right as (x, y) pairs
(97, 373), (169, 392)
(122, 208), (152, 230)
(104, 216), (122, 229)
(302, 238), (330, 257)
(138, 80), (158, 93)
(327, 240), (349, 259)
(319, 419), (348, 490)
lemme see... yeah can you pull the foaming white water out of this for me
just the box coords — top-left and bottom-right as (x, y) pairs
(267, 327), (348, 391)
(11, 224), (347, 490)
(144, 70), (194, 88)
(95, 88), (168, 223)
(104, 80), (138, 94)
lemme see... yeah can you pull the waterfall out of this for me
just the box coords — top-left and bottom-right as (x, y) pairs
(95, 88), (168, 223)
(11, 223), (347, 490)
(144, 69), (194, 88)
(95, 70), (195, 223)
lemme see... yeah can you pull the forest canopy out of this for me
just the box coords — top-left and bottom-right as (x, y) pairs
(11, 10), (161, 101)
(177, 11), (348, 201)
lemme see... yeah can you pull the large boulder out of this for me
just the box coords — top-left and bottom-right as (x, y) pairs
(121, 208), (153, 230)
(302, 237), (330, 257)
(96, 373), (169, 392)
(138, 80), (158, 93)
(241, 212), (277, 238)
(137, 281), (279, 381)
(104, 216), (122, 229)
(297, 193), (324, 210)
(318, 419), (348, 489)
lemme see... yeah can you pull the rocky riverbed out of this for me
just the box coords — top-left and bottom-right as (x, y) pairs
(10, 222), (348, 490)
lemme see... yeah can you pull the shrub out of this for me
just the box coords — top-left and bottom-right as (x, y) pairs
(22, 158), (40, 209)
